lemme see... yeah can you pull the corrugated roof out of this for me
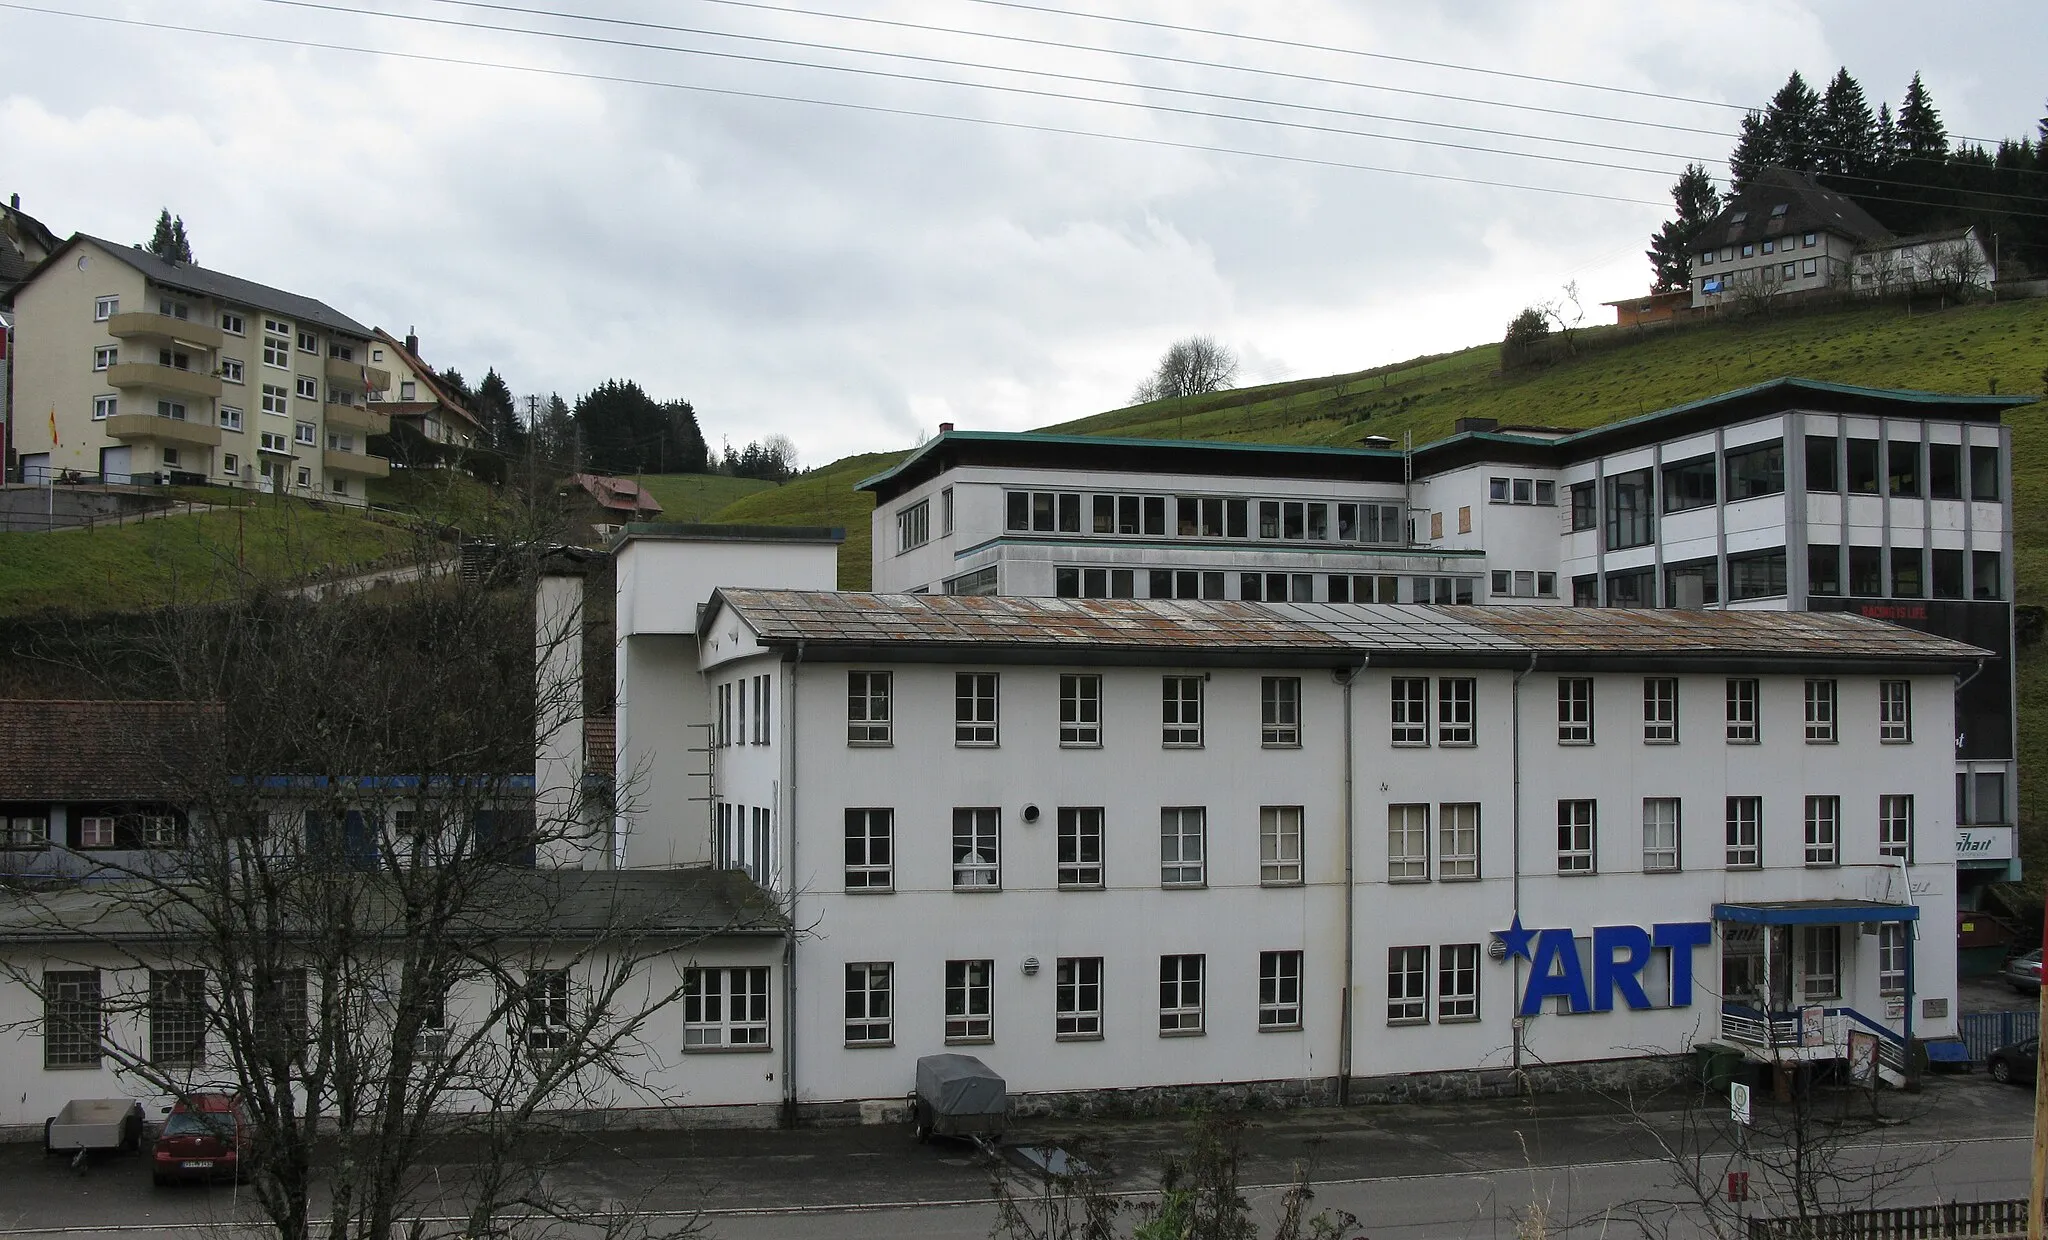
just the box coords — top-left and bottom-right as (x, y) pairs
(57, 236), (374, 338)
(709, 591), (1988, 667)
(0, 867), (786, 944)
(0, 700), (220, 801)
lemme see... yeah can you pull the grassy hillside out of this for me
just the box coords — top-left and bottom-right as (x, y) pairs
(711, 452), (907, 590)
(631, 473), (776, 521)
(0, 499), (417, 618)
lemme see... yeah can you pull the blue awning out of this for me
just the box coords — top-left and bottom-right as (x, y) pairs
(1713, 900), (1918, 927)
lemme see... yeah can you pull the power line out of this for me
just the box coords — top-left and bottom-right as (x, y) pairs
(433, 0), (1750, 143)
(251, 0), (1698, 179)
(0, 3), (1669, 205)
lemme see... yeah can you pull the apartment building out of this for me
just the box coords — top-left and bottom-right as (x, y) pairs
(1, 193), (62, 477)
(3, 236), (392, 499)
(862, 379), (2031, 901)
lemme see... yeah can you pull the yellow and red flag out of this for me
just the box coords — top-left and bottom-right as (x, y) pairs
(48, 405), (58, 448)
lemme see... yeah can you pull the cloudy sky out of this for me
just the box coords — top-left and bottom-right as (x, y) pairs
(3, 1), (2044, 464)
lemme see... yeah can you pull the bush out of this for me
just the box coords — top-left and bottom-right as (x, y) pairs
(1501, 307), (1552, 369)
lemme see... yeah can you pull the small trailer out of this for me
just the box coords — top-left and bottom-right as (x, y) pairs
(44, 1099), (146, 1166)
(911, 1053), (1006, 1148)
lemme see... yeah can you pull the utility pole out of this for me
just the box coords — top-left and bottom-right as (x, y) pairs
(2031, 903), (2048, 1240)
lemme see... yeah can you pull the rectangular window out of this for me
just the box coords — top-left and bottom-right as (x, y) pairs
(1803, 796), (1840, 866)
(940, 486), (954, 535)
(297, 329), (317, 353)
(1557, 800), (1596, 873)
(1057, 807), (1105, 888)
(1891, 547), (1923, 598)
(218, 405), (243, 433)
(1888, 440), (1921, 497)
(522, 969), (568, 1053)
(956, 673), (998, 746)
(1931, 548), (1965, 599)
(1259, 951), (1303, 1030)
(1847, 438), (1881, 493)
(1879, 680), (1912, 742)
(1439, 803), (1479, 879)
(1436, 677), (1475, 745)
(1161, 676), (1203, 746)
(148, 970), (206, 1067)
(1971, 445), (2001, 502)
(1060, 674), (1101, 746)
(295, 376), (318, 401)
(1391, 677), (1429, 745)
(1879, 794), (1913, 861)
(1725, 797), (1762, 868)
(1642, 798), (1680, 872)
(952, 808), (1000, 889)
(1800, 927), (1841, 1001)
(847, 671), (891, 744)
(1643, 678), (1677, 743)
(92, 394), (116, 421)
(263, 332), (291, 368)
(1805, 435), (1839, 491)
(1489, 477), (1509, 502)
(1808, 544), (1842, 595)
(1557, 678), (1593, 744)
(1804, 679), (1837, 742)
(75, 815), (114, 848)
(844, 963), (893, 1046)
(4, 814), (49, 849)
(260, 430), (288, 453)
(157, 400), (188, 422)
(1604, 468), (1654, 549)
(945, 959), (994, 1041)
(1928, 442), (1962, 499)
(1725, 679), (1759, 743)
(1387, 947), (1428, 1024)
(260, 384), (289, 416)
(44, 971), (103, 1068)
(1849, 545), (1883, 597)
(1160, 807), (1206, 887)
(1261, 677), (1300, 747)
(1388, 804), (1429, 881)
(1438, 944), (1480, 1021)
(1662, 456), (1716, 512)
(294, 421), (316, 446)
(681, 966), (771, 1049)
(1878, 925), (1908, 997)
(896, 499), (929, 553)
(220, 358), (244, 384)
(1974, 550), (2003, 600)
(1056, 957), (1103, 1039)
(93, 345), (117, 370)
(843, 809), (893, 891)
(1569, 482), (1596, 532)
(1159, 955), (1205, 1034)
(1260, 806), (1303, 886)
(94, 295), (118, 320)
(220, 311), (245, 335)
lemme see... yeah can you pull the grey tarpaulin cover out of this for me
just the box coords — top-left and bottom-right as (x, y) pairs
(915, 1053), (1006, 1116)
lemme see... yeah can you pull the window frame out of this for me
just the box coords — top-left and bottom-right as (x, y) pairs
(1259, 950), (1304, 1031)
(1387, 946), (1429, 1025)
(1158, 954), (1205, 1035)
(1056, 956), (1103, 1040)
(843, 808), (893, 891)
(1388, 803), (1430, 882)
(1725, 678), (1760, 744)
(944, 958), (994, 1043)
(522, 969), (569, 1054)
(1642, 677), (1677, 743)
(1160, 806), (1207, 887)
(1057, 806), (1105, 889)
(1259, 805), (1303, 886)
(1261, 676), (1301, 747)
(1556, 800), (1596, 874)
(843, 962), (893, 1047)
(895, 498), (930, 554)
(846, 671), (892, 745)
(1437, 943), (1480, 1022)
(1161, 675), (1204, 747)
(1725, 796), (1762, 869)
(1391, 677), (1429, 746)
(44, 970), (104, 1069)
(1879, 794), (1914, 862)
(1879, 680), (1912, 743)
(1436, 677), (1476, 746)
(1557, 678), (1594, 744)
(1803, 679), (1837, 743)
(1059, 673), (1102, 747)
(951, 807), (1001, 890)
(683, 966), (771, 1050)
(1642, 797), (1680, 873)
(1438, 802), (1480, 880)
(955, 672), (999, 746)
(1803, 795), (1840, 867)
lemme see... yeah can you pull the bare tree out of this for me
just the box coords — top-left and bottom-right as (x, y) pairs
(1132, 336), (1240, 404)
(1923, 239), (1991, 301)
(0, 508), (751, 1240)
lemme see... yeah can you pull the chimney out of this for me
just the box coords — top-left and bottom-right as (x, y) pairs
(405, 328), (419, 356)
(938, 422), (954, 434)
(1454, 417), (1499, 434)
(8, 194), (17, 210)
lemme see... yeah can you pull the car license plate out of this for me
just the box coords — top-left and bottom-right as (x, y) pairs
(182, 1161), (214, 1169)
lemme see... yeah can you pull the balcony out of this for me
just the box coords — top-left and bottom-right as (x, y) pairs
(323, 449), (390, 479)
(105, 412), (223, 448)
(325, 356), (392, 391)
(322, 403), (391, 435)
(106, 361), (223, 401)
(106, 311), (223, 350)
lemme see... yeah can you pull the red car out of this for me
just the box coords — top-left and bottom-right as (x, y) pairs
(150, 1094), (251, 1186)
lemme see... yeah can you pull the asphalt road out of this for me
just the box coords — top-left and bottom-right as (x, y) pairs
(0, 1071), (2032, 1238)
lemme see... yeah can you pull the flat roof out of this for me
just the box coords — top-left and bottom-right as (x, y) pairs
(858, 378), (2035, 502)
(703, 592), (1989, 672)
(1714, 900), (1919, 926)
(612, 522), (845, 549)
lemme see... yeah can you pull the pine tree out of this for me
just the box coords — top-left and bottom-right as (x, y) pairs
(475, 368), (524, 454)
(1875, 102), (1901, 171)
(1817, 69), (1877, 176)
(1761, 71), (1824, 173)
(146, 208), (193, 263)
(1898, 72), (1948, 161)
(1728, 111), (1777, 192)
(1646, 163), (1723, 293)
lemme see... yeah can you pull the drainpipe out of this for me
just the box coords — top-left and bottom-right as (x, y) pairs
(1510, 653), (1538, 1072)
(1335, 657), (1368, 1105)
(780, 639), (804, 1129)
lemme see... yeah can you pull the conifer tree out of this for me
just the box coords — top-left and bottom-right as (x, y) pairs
(1875, 102), (1901, 171)
(1728, 111), (1776, 192)
(1818, 69), (1877, 176)
(1646, 163), (1723, 293)
(1761, 71), (1824, 173)
(146, 208), (193, 263)
(1898, 72), (1949, 161)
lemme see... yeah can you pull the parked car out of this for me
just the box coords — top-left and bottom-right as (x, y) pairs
(2003, 949), (2042, 993)
(1988, 1037), (2038, 1087)
(150, 1094), (251, 1186)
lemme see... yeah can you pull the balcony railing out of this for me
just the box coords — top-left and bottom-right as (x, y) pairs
(323, 449), (390, 478)
(106, 362), (223, 400)
(106, 311), (223, 350)
(104, 412), (223, 448)
(324, 356), (392, 391)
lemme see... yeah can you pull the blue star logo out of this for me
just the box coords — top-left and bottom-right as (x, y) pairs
(1498, 914), (1536, 962)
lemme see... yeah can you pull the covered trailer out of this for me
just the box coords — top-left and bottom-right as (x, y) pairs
(912, 1053), (1006, 1143)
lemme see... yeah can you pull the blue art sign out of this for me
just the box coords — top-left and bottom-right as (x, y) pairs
(1498, 916), (1712, 1017)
